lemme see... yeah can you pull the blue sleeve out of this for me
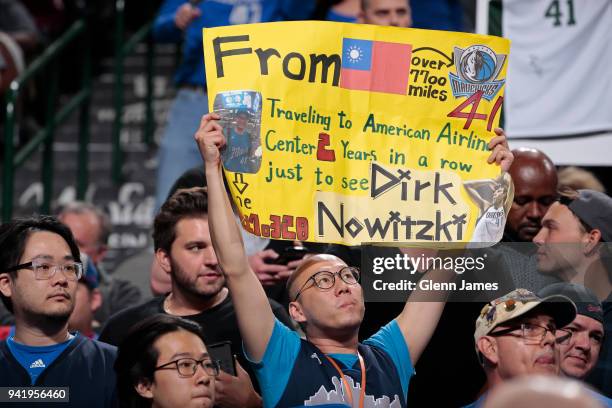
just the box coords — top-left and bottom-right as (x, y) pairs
(280, 0), (316, 20)
(244, 319), (301, 408)
(363, 319), (414, 396)
(153, 0), (184, 42)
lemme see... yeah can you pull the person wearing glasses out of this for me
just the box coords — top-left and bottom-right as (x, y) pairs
(466, 288), (577, 407)
(115, 314), (218, 408)
(196, 112), (514, 407)
(100, 187), (294, 407)
(0, 215), (118, 407)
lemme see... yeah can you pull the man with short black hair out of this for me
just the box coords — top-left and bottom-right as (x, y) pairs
(0, 216), (117, 407)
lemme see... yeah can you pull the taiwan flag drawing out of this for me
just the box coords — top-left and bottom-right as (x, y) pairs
(340, 38), (412, 95)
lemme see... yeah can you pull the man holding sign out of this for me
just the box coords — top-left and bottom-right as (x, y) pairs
(195, 112), (512, 407)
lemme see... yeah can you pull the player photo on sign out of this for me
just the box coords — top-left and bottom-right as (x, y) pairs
(465, 172), (513, 247)
(214, 90), (263, 174)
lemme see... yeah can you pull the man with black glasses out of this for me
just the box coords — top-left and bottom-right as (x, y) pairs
(0, 216), (118, 407)
(197, 112), (514, 407)
(466, 288), (576, 407)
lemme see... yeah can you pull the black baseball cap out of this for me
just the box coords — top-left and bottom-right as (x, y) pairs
(562, 189), (612, 242)
(538, 283), (603, 324)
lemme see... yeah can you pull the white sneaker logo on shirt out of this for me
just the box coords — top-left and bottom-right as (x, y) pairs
(30, 359), (45, 368)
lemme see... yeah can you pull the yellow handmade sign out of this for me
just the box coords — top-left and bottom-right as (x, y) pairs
(203, 21), (512, 246)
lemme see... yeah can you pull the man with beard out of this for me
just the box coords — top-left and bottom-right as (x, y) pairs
(0, 216), (117, 407)
(99, 187), (294, 407)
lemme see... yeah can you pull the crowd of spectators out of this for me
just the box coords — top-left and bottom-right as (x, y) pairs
(1, 0), (611, 407)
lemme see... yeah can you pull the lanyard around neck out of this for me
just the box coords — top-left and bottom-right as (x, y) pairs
(324, 353), (366, 408)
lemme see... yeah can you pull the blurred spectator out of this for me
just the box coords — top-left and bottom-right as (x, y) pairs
(410, 0), (464, 31)
(467, 288), (576, 407)
(152, 0), (316, 209)
(559, 167), (606, 193)
(68, 253), (102, 339)
(533, 189), (612, 396)
(358, 0), (412, 27)
(481, 375), (604, 408)
(0, 288), (14, 326)
(57, 201), (143, 328)
(0, 326), (9, 341)
(0, 0), (40, 148)
(314, 0), (359, 22)
(0, 216), (117, 406)
(114, 315), (217, 408)
(20, 0), (73, 41)
(0, 0), (40, 53)
(99, 187), (294, 407)
(111, 247), (154, 301)
(0, 32), (23, 97)
(459, 0), (475, 33)
(505, 148), (558, 243)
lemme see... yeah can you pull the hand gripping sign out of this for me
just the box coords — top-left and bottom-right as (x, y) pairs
(203, 21), (512, 247)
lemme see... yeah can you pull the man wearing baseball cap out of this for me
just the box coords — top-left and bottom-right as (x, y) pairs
(534, 189), (612, 299)
(539, 283), (612, 405)
(534, 189), (612, 395)
(466, 288), (576, 407)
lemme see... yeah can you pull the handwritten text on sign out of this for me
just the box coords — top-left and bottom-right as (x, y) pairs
(203, 22), (512, 246)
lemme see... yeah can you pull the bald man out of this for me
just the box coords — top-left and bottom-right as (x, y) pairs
(505, 148), (558, 242)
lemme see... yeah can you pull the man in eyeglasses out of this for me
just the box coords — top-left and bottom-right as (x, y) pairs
(99, 187), (295, 407)
(466, 288), (576, 407)
(197, 112), (514, 407)
(0, 215), (118, 407)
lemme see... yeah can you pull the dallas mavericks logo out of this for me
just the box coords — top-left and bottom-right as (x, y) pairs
(449, 45), (506, 101)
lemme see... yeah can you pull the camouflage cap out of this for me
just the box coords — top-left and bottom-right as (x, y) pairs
(475, 288), (576, 343)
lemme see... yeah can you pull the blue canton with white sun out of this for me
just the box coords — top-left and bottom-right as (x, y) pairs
(341, 38), (372, 70)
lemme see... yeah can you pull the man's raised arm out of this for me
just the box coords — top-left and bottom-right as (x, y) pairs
(396, 129), (514, 366)
(195, 113), (275, 361)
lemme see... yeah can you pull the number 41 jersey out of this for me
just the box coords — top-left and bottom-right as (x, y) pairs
(501, 0), (612, 138)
